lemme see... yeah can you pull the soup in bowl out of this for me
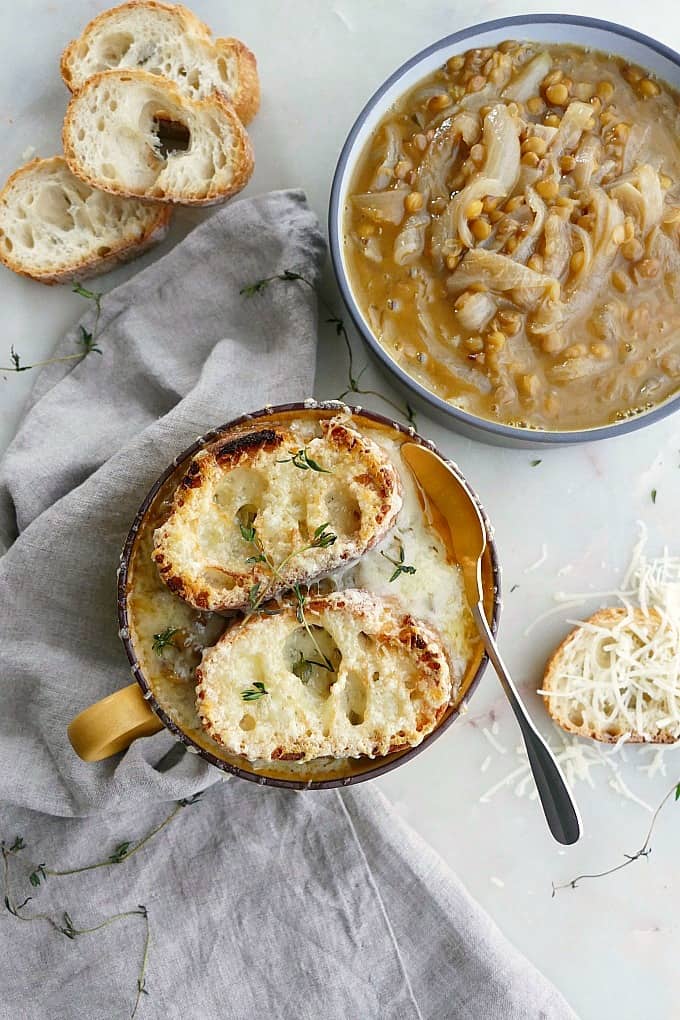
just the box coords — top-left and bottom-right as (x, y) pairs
(330, 17), (680, 443)
(68, 403), (500, 789)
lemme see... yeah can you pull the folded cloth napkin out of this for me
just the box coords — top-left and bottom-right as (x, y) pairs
(0, 191), (577, 1019)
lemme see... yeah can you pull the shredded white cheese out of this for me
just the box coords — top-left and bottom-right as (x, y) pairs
(481, 726), (508, 755)
(524, 543), (548, 574)
(539, 524), (680, 743)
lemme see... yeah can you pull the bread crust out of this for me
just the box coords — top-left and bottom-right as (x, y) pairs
(0, 155), (172, 285)
(195, 589), (452, 761)
(60, 1), (259, 124)
(152, 418), (404, 611)
(62, 68), (254, 206)
(543, 607), (678, 744)
(216, 37), (260, 125)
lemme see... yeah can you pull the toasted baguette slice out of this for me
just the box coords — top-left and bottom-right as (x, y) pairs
(63, 69), (253, 206)
(196, 589), (453, 761)
(542, 608), (680, 744)
(153, 417), (403, 612)
(0, 156), (171, 284)
(61, 1), (259, 124)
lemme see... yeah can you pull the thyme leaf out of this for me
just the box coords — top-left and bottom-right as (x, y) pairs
(240, 523), (256, 543)
(241, 681), (269, 702)
(291, 650), (333, 683)
(276, 447), (332, 474)
(380, 541), (416, 583)
(78, 326), (102, 356)
(310, 522), (337, 549)
(151, 628), (179, 656)
(28, 865), (46, 888)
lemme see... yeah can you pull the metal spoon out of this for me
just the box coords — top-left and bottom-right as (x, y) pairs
(401, 442), (581, 846)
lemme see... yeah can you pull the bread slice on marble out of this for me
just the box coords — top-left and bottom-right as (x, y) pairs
(61, 0), (259, 124)
(63, 68), (254, 206)
(0, 155), (171, 284)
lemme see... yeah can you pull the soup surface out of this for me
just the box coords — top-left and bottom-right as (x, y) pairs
(345, 42), (680, 430)
(125, 411), (480, 779)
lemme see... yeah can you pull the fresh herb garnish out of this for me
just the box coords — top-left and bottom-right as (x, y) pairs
(530, 459), (542, 467)
(151, 628), (179, 656)
(552, 780), (680, 896)
(1, 792), (203, 1017)
(1, 282), (103, 375)
(239, 514), (337, 614)
(276, 447), (332, 474)
(310, 522), (337, 549)
(651, 488), (657, 504)
(291, 650), (334, 684)
(240, 269), (417, 427)
(292, 585), (335, 673)
(241, 681), (269, 702)
(510, 584), (519, 593)
(380, 541), (416, 583)
(239, 269), (306, 297)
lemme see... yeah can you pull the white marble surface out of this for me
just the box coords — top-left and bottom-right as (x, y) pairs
(2, 2), (679, 1018)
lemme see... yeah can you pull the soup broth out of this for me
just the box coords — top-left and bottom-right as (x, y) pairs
(345, 42), (680, 430)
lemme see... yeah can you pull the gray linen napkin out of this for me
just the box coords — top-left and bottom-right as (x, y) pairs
(0, 191), (577, 1019)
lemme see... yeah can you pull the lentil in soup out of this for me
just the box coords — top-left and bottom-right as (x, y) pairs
(345, 42), (680, 430)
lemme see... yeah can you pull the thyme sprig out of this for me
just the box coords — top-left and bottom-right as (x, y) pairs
(241, 681), (269, 702)
(16, 792), (204, 884)
(239, 270), (417, 427)
(276, 446), (331, 474)
(1, 792), (204, 1017)
(552, 780), (680, 896)
(292, 584), (335, 673)
(1, 283), (103, 375)
(380, 541), (417, 583)
(151, 627), (179, 656)
(239, 519), (337, 615)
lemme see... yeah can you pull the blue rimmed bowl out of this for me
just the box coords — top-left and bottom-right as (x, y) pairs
(329, 15), (680, 447)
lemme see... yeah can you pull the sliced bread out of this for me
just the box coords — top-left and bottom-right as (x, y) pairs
(0, 155), (171, 284)
(542, 607), (680, 744)
(152, 417), (403, 612)
(63, 68), (254, 206)
(196, 589), (453, 761)
(61, 1), (259, 124)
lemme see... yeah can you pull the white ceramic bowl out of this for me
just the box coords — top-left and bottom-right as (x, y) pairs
(329, 15), (680, 446)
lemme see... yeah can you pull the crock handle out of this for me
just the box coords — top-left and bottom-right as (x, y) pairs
(68, 683), (164, 761)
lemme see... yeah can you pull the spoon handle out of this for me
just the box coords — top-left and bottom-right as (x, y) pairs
(472, 603), (582, 846)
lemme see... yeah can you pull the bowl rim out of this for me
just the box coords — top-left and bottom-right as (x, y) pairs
(116, 400), (502, 790)
(328, 13), (680, 445)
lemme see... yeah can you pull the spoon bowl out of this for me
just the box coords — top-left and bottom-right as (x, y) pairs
(401, 442), (582, 846)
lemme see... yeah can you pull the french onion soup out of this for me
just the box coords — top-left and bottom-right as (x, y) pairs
(344, 42), (680, 430)
(124, 409), (482, 780)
